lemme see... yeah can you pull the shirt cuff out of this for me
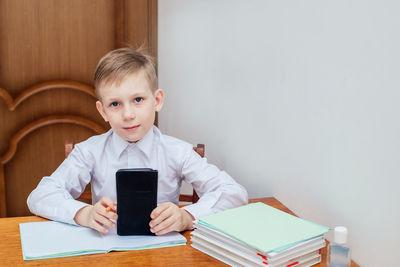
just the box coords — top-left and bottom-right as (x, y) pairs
(181, 201), (214, 220)
(59, 199), (90, 225)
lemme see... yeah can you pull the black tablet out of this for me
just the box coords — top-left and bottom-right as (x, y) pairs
(116, 168), (158, 235)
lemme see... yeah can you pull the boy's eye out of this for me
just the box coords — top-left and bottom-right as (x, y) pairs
(110, 102), (119, 107)
(134, 97), (143, 103)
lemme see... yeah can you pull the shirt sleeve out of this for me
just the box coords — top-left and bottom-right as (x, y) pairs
(27, 143), (93, 225)
(180, 147), (248, 219)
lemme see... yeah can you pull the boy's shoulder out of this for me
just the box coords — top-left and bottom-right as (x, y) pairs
(74, 129), (113, 150)
(157, 128), (193, 153)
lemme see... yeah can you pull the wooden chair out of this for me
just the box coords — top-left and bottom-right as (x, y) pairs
(65, 142), (203, 204)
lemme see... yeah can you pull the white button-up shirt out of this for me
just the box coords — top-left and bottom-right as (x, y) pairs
(27, 126), (248, 225)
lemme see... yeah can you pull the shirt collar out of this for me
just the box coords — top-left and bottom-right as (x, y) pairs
(110, 126), (156, 159)
(135, 126), (155, 159)
(110, 130), (129, 158)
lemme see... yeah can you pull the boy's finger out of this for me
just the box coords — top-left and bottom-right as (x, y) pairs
(149, 206), (172, 227)
(150, 203), (170, 219)
(105, 203), (118, 213)
(89, 219), (109, 233)
(155, 227), (172, 236)
(100, 196), (116, 209)
(96, 205), (118, 220)
(94, 213), (116, 228)
(151, 216), (175, 234)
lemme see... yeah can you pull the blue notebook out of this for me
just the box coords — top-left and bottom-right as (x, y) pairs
(19, 221), (186, 260)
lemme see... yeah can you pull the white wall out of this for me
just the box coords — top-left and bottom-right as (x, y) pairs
(158, 1), (400, 266)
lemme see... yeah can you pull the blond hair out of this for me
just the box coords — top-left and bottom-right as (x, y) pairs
(94, 47), (157, 98)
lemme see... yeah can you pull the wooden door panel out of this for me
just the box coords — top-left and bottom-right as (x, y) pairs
(5, 124), (99, 217)
(0, 85), (109, 154)
(0, 0), (115, 91)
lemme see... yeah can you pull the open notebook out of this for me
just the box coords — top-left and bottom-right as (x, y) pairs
(19, 221), (186, 260)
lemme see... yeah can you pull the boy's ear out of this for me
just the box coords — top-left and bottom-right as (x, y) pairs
(96, 101), (109, 122)
(154, 89), (165, 112)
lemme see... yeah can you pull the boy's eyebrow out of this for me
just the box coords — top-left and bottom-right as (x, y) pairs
(131, 91), (148, 97)
(102, 91), (149, 103)
(127, 89), (153, 98)
(103, 97), (121, 103)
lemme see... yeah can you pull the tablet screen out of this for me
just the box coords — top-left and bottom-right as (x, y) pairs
(116, 168), (158, 235)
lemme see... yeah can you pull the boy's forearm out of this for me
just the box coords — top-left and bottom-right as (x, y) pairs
(27, 179), (89, 225)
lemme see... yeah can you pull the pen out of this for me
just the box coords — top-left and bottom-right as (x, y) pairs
(106, 202), (117, 212)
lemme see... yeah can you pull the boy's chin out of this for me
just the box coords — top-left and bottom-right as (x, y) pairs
(125, 135), (140, 143)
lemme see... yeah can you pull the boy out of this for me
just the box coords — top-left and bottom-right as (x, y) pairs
(27, 48), (248, 235)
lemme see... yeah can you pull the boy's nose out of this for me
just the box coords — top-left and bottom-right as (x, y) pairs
(122, 105), (136, 120)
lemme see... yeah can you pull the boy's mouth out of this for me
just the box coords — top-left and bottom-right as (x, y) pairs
(123, 125), (140, 131)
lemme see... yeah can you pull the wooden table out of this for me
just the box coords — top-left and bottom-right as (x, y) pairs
(0, 197), (358, 266)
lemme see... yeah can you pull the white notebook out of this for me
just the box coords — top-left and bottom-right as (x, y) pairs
(198, 202), (329, 254)
(191, 229), (325, 265)
(19, 221), (186, 260)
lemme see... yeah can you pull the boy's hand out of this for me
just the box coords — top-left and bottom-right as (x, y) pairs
(74, 196), (118, 233)
(149, 202), (195, 235)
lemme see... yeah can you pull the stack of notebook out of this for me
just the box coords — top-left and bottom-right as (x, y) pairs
(190, 202), (329, 267)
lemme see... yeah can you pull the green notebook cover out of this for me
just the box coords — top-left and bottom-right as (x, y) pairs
(198, 202), (329, 254)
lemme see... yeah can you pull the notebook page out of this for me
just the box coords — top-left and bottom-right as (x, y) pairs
(101, 228), (187, 251)
(19, 221), (105, 260)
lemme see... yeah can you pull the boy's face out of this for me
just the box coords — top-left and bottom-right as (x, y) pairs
(96, 70), (164, 142)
